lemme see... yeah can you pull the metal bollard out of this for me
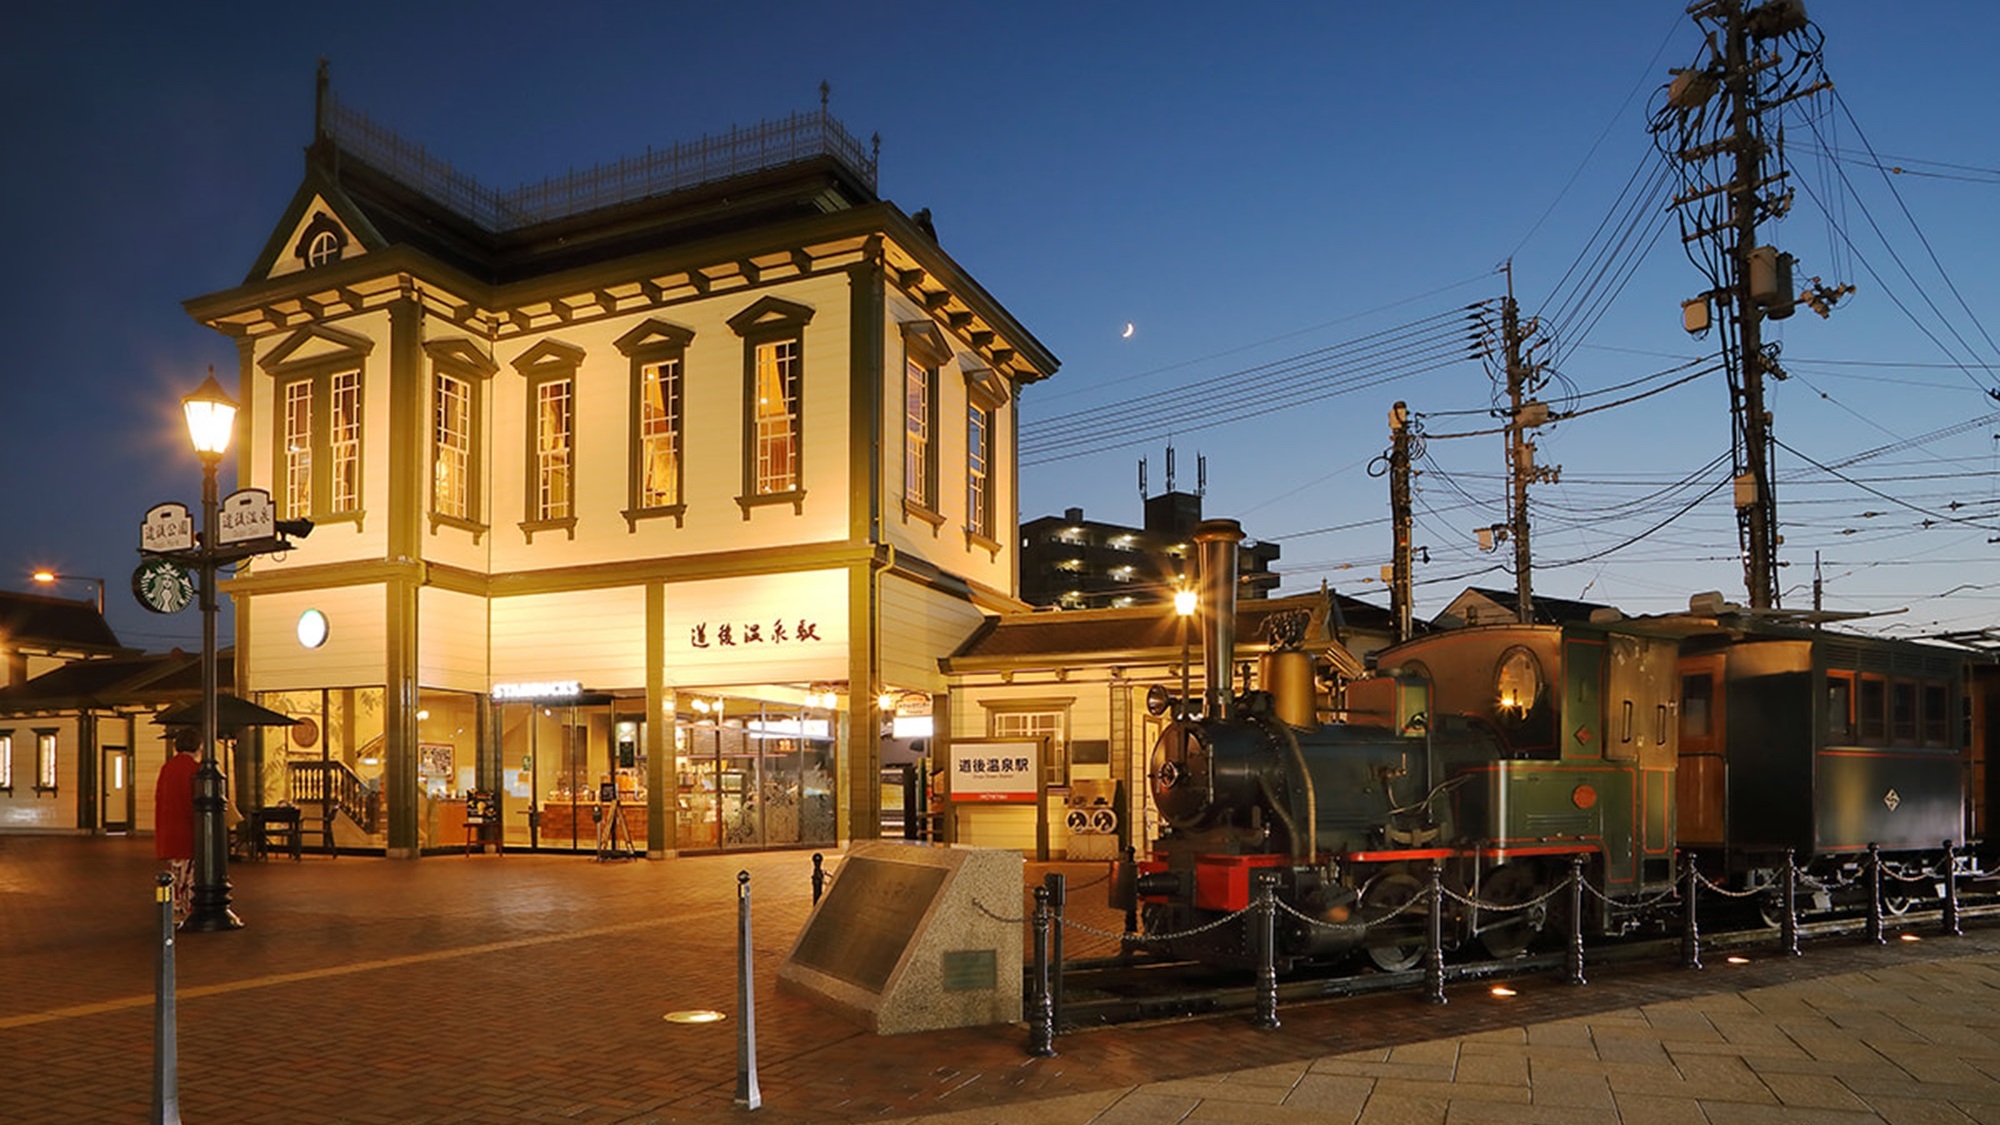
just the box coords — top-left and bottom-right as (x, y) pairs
(1943, 840), (1963, 937)
(734, 871), (761, 1111)
(1564, 853), (1587, 986)
(1866, 843), (1886, 945)
(1778, 849), (1801, 957)
(1254, 871), (1281, 1029)
(1422, 860), (1447, 1005)
(1028, 886), (1057, 1057)
(810, 852), (825, 905)
(1681, 852), (1703, 971)
(151, 873), (182, 1125)
(1120, 846), (1139, 965)
(1044, 872), (1066, 1029)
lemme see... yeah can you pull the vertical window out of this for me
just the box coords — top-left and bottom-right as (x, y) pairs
(966, 402), (993, 539)
(1922, 680), (1950, 746)
(1680, 673), (1713, 739)
(511, 338), (585, 539)
(284, 380), (313, 515)
(1858, 676), (1886, 743)
(1826, 673), (1854, 742)
(990, 707), (1068, 787)
(423, 339), (494, 536)
(331, 371), (360, 511)
(639, 358), (682, 507)
(905, 358), (933, 507)
(754, 340), (800, 495)
(0, 733), (12, 790)
(1889, 680), (1918, 744)
(727, 296), (815, 515)
(432, 371), (471, 520)
(614, 319), (695, 528)
(536, 379), (573, 521)
(35, 730), (56, 791)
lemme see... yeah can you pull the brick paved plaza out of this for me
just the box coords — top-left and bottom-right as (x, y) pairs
(8, 835), (2000, 1123)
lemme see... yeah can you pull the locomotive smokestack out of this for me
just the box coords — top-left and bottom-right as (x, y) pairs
(1193, 518), (1244, 721)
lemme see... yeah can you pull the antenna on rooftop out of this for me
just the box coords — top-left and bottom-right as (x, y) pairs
(1198, 453), (1207, 498)
(819, 80), (830, 111)
(1165, 444), (1177, 493)
(1138, 456), (1147, 502)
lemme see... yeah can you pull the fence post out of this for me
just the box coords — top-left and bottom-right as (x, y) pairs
(1942, 840), (1962, 938)
(1044, 871), (1066, 1028)
(1564, 853), (1587, 986)
(734, 871), (761, 1111)
(1028, 885), (1057, 1057)
(151, 872), (182, 1125)
(810, 852), (825, 905)
(1778, 849), (1801, 957)
(1254, 871), (1281, 1029)
(1120, 846), (1139, 965)
(1423, 860), (1448, 1005)
(1866, 843), (1886, 945)
(1681, 852), (1703, 971)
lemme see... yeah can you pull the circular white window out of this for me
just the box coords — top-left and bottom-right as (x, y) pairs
(297, 608), (329, 649)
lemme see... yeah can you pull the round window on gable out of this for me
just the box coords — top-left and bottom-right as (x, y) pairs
(307, 230), (341, 267)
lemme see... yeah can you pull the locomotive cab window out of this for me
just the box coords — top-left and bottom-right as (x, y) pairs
(1493, 647), (1542, 719)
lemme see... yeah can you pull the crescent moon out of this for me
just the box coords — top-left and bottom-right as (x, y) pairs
(1121, 322), (1135, 339)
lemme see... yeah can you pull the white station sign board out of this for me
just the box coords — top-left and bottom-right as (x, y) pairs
(141, 502), (194, 553)
(218, 488), (275, 545)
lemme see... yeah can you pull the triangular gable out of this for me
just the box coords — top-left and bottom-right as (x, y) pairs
(612, 318), (696, 356)
(245, 166), (386, 284)
(258, 322), (375, 375)
(725, 295), (816, 336)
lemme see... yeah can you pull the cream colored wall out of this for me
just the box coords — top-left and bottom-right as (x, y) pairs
(0, 717), (80, 831)
(417, 587), (489, 694)
(877, 573), (987, 692)
(245, 586), (388, 693)
(489, 587), (647, 689)
(661, 569), (851, 688)
(484, 274), (853, 572)
(878, 292), (1016, 599)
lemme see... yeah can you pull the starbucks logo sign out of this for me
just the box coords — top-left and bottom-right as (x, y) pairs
(132, 559), (194, 614)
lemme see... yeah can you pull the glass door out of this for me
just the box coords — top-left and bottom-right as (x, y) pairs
(101, 746), (132, 834)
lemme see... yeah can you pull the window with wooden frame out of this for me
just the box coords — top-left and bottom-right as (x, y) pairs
(1922, 679), (1950, 747)
(614, 319), (695, 529)
(1857, 675), (1887, 743)
(34, 729), (56, 792)
(727, 297), (816, 516)
(986, 703), (1070, 788)
(424, 339), (495, 540)
(261, 324), (373, 526)
(511, 339), (586, 541)
(1890, 678), (1918, 744)
(1825, 671), (1855, 743)
(962, 365), (1009, 553)
(899, 322), (949, 524)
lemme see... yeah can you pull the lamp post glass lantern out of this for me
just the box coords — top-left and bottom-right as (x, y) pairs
(181, 371), (241, 932)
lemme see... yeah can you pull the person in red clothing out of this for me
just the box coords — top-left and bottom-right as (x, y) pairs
(154, 730), (201, 918)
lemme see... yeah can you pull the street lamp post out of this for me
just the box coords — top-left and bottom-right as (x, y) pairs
(31, 570), (105, 615)
(181, 372), (242, 933)
(1174, 585), (1197, 718)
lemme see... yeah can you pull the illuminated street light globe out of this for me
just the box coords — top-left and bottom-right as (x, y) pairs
(182, 370), (238, 460)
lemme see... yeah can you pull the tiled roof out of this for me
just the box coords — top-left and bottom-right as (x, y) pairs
(947, 592), (1397, 668)
(0, 592), (124, 653)
(0, 649), (233, 713)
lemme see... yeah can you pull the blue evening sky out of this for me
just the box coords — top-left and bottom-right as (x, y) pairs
(4, 2), (1996, 651)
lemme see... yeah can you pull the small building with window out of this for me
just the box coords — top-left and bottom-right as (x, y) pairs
(1019, 491), (1281, 611)
(0, 592), (131, 833)
(184, 75), (1055, 858)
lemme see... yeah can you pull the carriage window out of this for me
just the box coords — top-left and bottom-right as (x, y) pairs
(1857, 677), (1886, 743)
(1922, 681), (1949, 746)
(1825, 674), (1854, 742)
(1889, 680), (1917, 744)
(1680, 673), (1713, 739)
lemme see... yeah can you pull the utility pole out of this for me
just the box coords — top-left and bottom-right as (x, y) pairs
(1387, 402), (1414, 643)
(1500, 264), (1553, 624)
(1656, 0), (1841, 611)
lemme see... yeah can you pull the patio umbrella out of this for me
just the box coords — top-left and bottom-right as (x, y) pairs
(154, 693), (302, 730)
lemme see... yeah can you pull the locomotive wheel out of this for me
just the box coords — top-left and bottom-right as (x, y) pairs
(1475, 864), (1546, 959)
(1359, 872), (1426, 972)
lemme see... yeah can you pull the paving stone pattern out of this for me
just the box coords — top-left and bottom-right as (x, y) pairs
(6, 835), (2000, 1124)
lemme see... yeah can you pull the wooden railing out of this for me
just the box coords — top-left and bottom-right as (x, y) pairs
(288, 758), (378, 835)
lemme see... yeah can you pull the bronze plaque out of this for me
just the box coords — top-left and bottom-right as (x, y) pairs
(792, 857), (947, 992)
(939, 949), (995, 992)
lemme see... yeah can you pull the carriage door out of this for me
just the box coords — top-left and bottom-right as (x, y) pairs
(101, 745), (133, 834)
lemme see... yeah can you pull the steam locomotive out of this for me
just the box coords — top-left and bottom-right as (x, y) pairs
(1114, 518), (1976, 971)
